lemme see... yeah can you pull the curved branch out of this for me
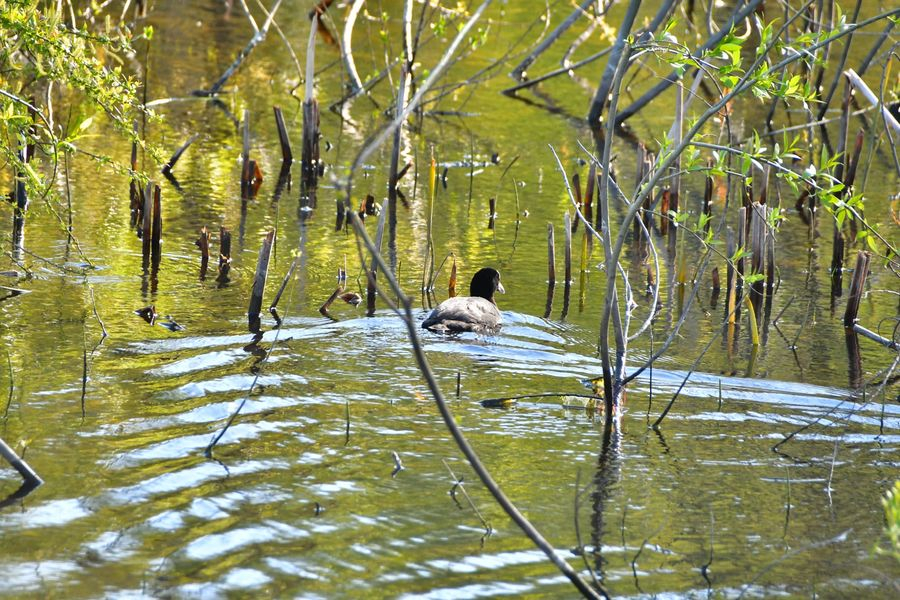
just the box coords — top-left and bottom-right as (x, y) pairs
(341, 0), (366, 97)
(348, 211), (606, 599)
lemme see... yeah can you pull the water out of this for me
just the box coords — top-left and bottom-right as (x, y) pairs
(1, 0), (898, 597)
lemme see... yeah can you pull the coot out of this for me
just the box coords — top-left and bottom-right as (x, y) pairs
(422, 268), (504, 334)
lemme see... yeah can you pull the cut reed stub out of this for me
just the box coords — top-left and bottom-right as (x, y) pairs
(301, 98), (321, 188)
(448, 257), (457, 298)
(843, 250), (870, 328)
(335, 199), (346, 231)
(584, 161), (595, 224)
(830, 222), (845, 293)
(217, 226), (232, 284)
(141, 182), (153, 269)
(795, 189), (812, 226)
(488, 197), (496, 230)
(241, 109), (251, 195)
(151, 185), (162, 267)
(129, 179), (142, 229)
(196, 227), (210, 278)
(547, 222), (556, 286)
(748, 203), (767, 315)
(659, 188), (670, 235)
(242, 160), (264, 199)
(571, 173), (581, 233)
(273, 106), (292, 164)
(248, 230), (275, 333)
(563, 211), (572, 287)
(710, 266), (720, 310)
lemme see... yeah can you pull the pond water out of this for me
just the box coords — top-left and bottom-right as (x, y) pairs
(1, 0), (898, 597)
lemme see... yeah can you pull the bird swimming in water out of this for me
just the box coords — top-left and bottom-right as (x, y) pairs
(422, 267), (504, 334)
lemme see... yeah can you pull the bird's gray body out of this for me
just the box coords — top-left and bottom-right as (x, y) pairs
(421, 296), (502, 334)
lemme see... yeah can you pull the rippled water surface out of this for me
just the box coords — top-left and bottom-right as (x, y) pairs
(1, 0), (898, 597)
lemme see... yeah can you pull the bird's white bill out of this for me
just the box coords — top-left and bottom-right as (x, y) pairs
(497, 281), (505, 294)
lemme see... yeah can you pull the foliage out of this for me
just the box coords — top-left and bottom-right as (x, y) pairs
(0, 0), (148, 204)
(877, 481), (900, 562)
(639, 9), (898, 263)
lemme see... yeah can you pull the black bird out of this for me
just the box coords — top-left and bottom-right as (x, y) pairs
(422, 267), (504, 334)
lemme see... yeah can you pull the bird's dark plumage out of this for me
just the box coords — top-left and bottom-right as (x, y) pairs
(422, 268), (504, 334)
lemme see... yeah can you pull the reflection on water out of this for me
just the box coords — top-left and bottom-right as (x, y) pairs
(1, 0), (898, 597)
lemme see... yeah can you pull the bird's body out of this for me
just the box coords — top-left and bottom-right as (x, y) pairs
(422, 268), (504, 334)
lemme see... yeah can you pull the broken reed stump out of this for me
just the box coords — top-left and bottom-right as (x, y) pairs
(640, 151), (653, 231)
(725, 226), (736, 324)
(129, 120), (141, 228)
(161, 133), (198, 175)
(703, 160), (714, 234)
(669, 81), (683, 247)
(831, 222), (845, 295)
(366, 198), (389, 316)
(241, 109), (251, 191)
(843, 251), (870, 328)
(562, 212), (572, 319)
(240, 111), (264, 198)
(659, 189), (670, 236)
(584, 161), (595, 224)
(488, 197), (496, 230)
(248, 230), (275, 332)
(12, 147), (28, 254)
(545, 222), (556, 319)
(302, 15), (321, 189)
(547, 222), (556, 286)
(749, 203), (767, 317)
(632, 144), (645, 237)
(196, 226), (210, 279)
(735, 207), (747, 319)
(571, 173), (581, 233)
(217, 226), (232, 284)
(711, 266), (721, 309)
(335, 199), (346, 231)
(766, 209), (776, 295)
(151, 185), (162, 267)
(563, 212), (572, 286)
(449, 257), (457, 298)
(141, 182), (153, 270)
(273, 106), (293, 164)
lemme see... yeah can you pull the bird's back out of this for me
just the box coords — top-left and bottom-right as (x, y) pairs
(422, 297), (502, 334)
